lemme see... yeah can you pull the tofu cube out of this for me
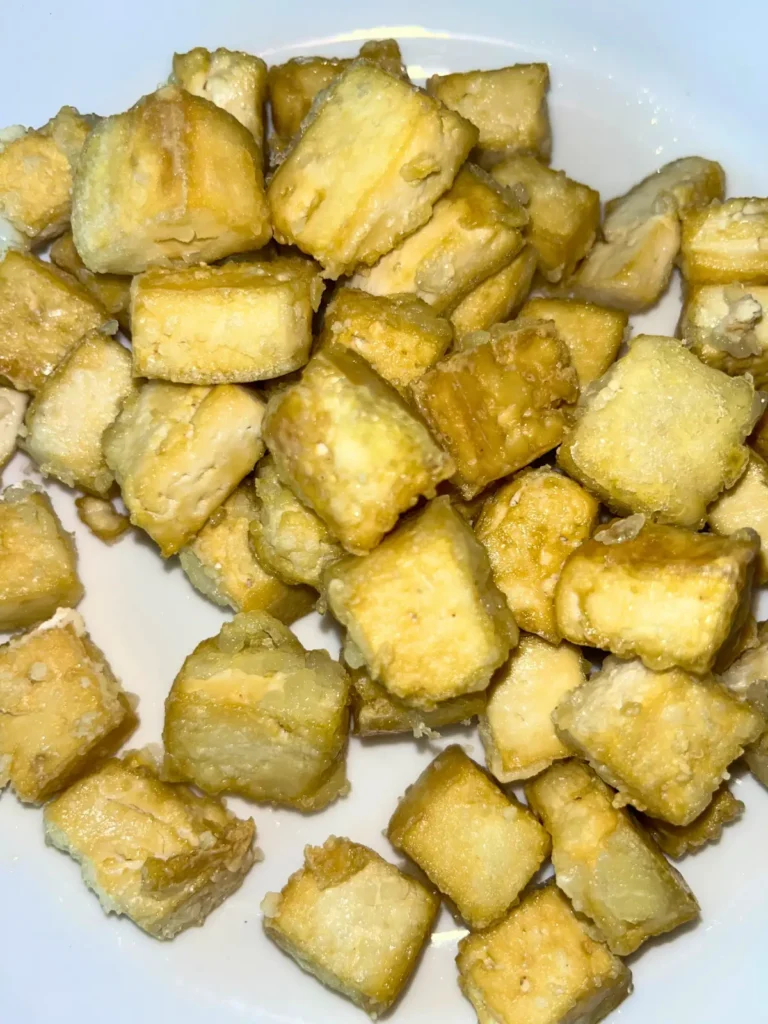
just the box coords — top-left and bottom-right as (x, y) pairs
(709, 451), (768, 582)
(0, 386), (27, 471)
(752, 406), (768, 461)
(75, 495), (130, 544)
(639, 784), (744, 859)
(261, 836), (439, 1016)
(718, 619), (768, 787)
(351, 669), (485, 736)
(267, 62), (476, 279)
(745, 731), (768, 787)
(49, 231), (132, 332)
(680, 283), (768, 388)
(449, 245), (537, 338)
(413, 320), (578, 499)
(263, 344), (453, 553)
(72, 86), (271, 274)
(681, 198), (768, 284)
(44, 750), (257, 940)
(557, 335), (764, 527)
(103, 380), (265, 557)
(325, 498), (518, 708)
(456, 883), (632, 1024)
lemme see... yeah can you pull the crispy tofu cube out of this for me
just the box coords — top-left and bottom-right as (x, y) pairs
(325, 498), (517, 708)
(351, 669), (485, 736)
(72, 86), (270, 275)
(318, 287), (452, 391)
(103, 381), (265, 557)
(268, 63), (476, 279)
(456, 883), (632, 1024)
(526, 760), (699, 955)
(44, 750), (256, 940)
(262, 836), (438, 1015)
(639, 784), (744, 858)
(681, 199), (768, 284)
(552, 656), (763, 825)
(21, 331), (136, 495)
(449, 246), (537, 337)
(388, 746), (550, 929)
(480, 635), (588, 782)
(680, 283), (768, 388)
(745, 731), (768, 787)
(519, 297), (627, 386)
(349, 164), (528, 313)
(263, 344), (453, 553)
(718, 620), (768, 787)
(75, 495), (130, 544)
(0, 386), (27, 471)
(49, 231), (131, 332)
(412, 320), (578, 499)
(558, 335), (764, 527)
(709, 451), (768, 582)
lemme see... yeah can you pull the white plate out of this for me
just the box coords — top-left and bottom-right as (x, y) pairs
(1, 2), (767, 1022)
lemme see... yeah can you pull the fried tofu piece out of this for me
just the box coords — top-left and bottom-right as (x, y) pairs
(745, 731), (768, 787)
(49, 231), (131, 332)
(558, 335), (763, 527)
(639, 784), (744, 858)
(456, 883), (632, 1024)
(449, 246), (537, 338)
(709, 451), (768, 582)
(0, 386), (26, 471)
(680, 199), (768, 284)
(349, 164), (527, 313)
(552, 656), (763, 825)
(44, 750), (256, 940)
(351, 670), (485, 736)
(72, 86), (270, 274)
(752, 406), (768, 461)
(263, 344), (453, 553)
(262, 836), (438, 1015)
(325, 498), (517, 708)
(519, 297), (627, 386)
(413, 320), (578, 499)
(719, 620), (768, 787)
(268, 63), (476, 279)
(680, 283), (768, 387)
(103, 381), (265, 557)
(75, 495), (130, 544)
(480, 635), (588, 782)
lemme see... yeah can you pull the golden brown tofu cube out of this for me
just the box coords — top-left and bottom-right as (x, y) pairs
(449, 246), (537, 338)
(263, 344), (453, 553)
(103, 381), (265, 557)
(351, 669), (485, 736)
(709, 451), (768, 582)
(480, 635), (588, 782)
(519, 297), (627, 386)
(680, 283), (768, 388)
(75, 495), (130, 544)
(0, 386), (27, 471)
(552, 656), (763, 825)
(49, 231), (132, 332)
(262, 836), (438, 1015)
(558, 335), (764, 527)
(72, 86), (270, 275)
(681, 199), (768, 284)
(413, 320), (578, 499)
(349, 164), (527, 313)
(718, 620), (768, 787)
(456, 883), (632, 1024)
(526, 760), (699, 955)
(639, 784), (744, 859)
(325, 498), (517, 708)
(44, 750), (256, 940)
(268, 63), (476, 279)
(745, 731), (768, 787)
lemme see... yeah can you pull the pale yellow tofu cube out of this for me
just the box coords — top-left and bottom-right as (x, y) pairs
(639, 784), (744, 858)
(0, 386), (27, 471)
(681, 198), (768, 284)
(449, 246), (537, 338)
(75, 495), (130, 544)
(351, 670), (485, 736)
(709, 451), (768, 582)
(680, 283), (768, 388)
(49, 231), (132, 332)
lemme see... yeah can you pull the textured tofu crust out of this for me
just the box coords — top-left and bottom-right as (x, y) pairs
(450, 246), (537, 337)
(680, 199), (768, 284)
(326, 498), (518, 708)
(558, 335), (764, 527)
(639, 784), (744, 859)
(388, 746), (550, 929)
(456, 883), (632, 1024)
(72, 86), (270, 274)
(526, 760), (699, 955)
(263, 344), (453, 553)
(261, 836), (439, 1015)
(49, 231), (132, 332)
(680, 283), (768, 388)
(44, 751), (256, 940)
(268, 62), (477, 278)
(552, 656), (763, 825)
(351, 670), (485, 736)
(75, 495), (130, 544)
(709, 451), (768, 582)
(0, 387), (27, 471)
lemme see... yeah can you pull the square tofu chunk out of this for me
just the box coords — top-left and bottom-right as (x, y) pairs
(325, 498), (517, 708)
(680, 283), (768, 388)
(44, 750), (256, 940)
(0, 387), (27, 471)
(388, 746), (550, 929)
(558, 335), (763, 527)
(552, 656), (763, 825)
(131, 258), (324, 384)
(639, 784), (744, 859)
(450, 246), (537, 338)
(709, 451), (768, 582)
(262, 836), (439, 1015)
(476, 468), (599, 641)
(50, 231), (132, 332)
(681, 199), (768, 284)
(555, 518), (758, 674)
(526, 760), (699, 955)
(456, 884), (632, 1024)
(103, 381), (265, 557)
(75, 495), (130, 544)
(520, 297), (627, 386)
(72, 86), (271, 275)
(480, 635), (588, 782)
(413, 320), (578, 499)
(351, 670), (485, 736)
(164, 612), (350, 810)
(267, 62), (476, 279)
(0, 608), (136, 804)
(263, 344), (453, 553)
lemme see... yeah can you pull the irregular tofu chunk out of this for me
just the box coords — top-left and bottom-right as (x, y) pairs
(639, 784), (744, 859)
(480, 635), (588, 782)
(325, 498), (517, 709)
(449, 246), (537, 337)
(49, 231), (132, 332)
(718, 620), (768, 787)
(351, 670), (485, 736)
(103, 381), (265, 556)
(263, 344), (453, 553)
(262, 836), (439, 1016)
(709, 451), (768, 582)
(413, 320), (578, 499)
(752, 406), (768, 461)
(745, 731), (768, 787)
(526, 760), (699, 955)
(456, 883), (632, 1024)
(552, 656), (763, 825)
(680, 198), (768, 284)
(680, 283), (768, 387)
(44, 750), (256, 940)
(72, 86), (271, 274)
(268, 62), (476, 278)
(0, 386), (27, 471)
(558, 335), (764, 527)
(75, 495), (130, 544)
(388, 746), (550, 929)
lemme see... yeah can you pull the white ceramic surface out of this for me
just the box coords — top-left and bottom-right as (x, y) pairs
(1, 3), (767, 1022)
